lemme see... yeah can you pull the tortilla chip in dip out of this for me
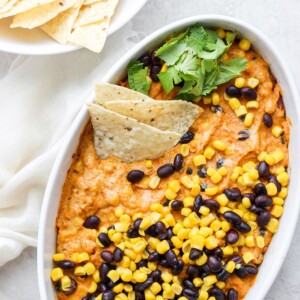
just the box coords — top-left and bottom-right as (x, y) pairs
(95, 83), (152, 105)
(104, 100), (202, 135)
(88, 103), (181, 163)
(11, 0), (79, 29)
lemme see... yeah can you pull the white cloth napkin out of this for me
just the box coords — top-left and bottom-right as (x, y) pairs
(0, 23), (146, 267)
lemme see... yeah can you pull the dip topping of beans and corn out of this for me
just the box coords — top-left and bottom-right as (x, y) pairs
(51, 27), (290, 300)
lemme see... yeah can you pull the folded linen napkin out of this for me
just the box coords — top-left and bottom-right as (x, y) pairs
(0, 23), (145, 267)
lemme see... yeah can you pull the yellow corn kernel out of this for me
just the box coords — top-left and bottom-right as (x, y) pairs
(223, 246), (234, 256)
(133, 240), (147, 253)
(224, 92), (231, 101)
(258, 151), (267, 161)
(239, 39), (251, 51)
(205, 186), (218, 196)
(218, 166), (228, 176)
(271, 205), (283, 218)
(216, 194), (229, 207)
(244, 113), (254, 127)
(177, 228), (189, 240)
(266, 182), (277, 196)
(242, 173), (255, 187)
(247, 77), (259, 88)
(241, 197), (251, 209)
(193, 154), (206, 167)
(120, 256), (131, 268)
(51, 268), (64, 282)
(245, 235), (255, 247)
(84, 262), (96, 275)
(216, 281), (226, 289)
(229, 98), (241, 110)
(133, 271), (147, 282)
(149, 176), (160, 189)
(203, 275), (217, 286)
(273, 197), (284, 205)
(207, 167), (216, 177)
(190, 235), (206, 250)
(193, 277), (203, 287)
(133, 213), (143, 221)
(199, 290), (209, 300)
(156, 240), (170, 254)
(216, 28), (225, 39)
(271, 149), (284, 163)
(196, 253), (208, 266)
(204, 147), (215, 159)
(150, 203), (163, 213)
(212, 93), (220, 106)
(266, 218), (279, 233)
(235, 105), (247, 117)
(198, 227), (213, 238)
(171, 236), (183, 249)
(165, 214), (176, 226)
(278, 187), (288, 199)
(181, 176), (193, 189)
(74, 266), (86, 277)
(226, 261), (236, 273)
(277, 172), (289, 186)
(235, 77), (246, 88)
(199, 206), (210, 216)
(188, 212), (201, 226)
(88, 281), (98, 293)
(140, 216), (153, 230)
(183, 196), (194, 208)
(145, 160), (153, 168)
(230, 172), (239, 182)
(161, 271), (173, 283)
(203, 96), (212, 104)
(120, 214), (131, 223)
(61, 275), (72, 292)
(265, 154), (275, 166)
(221, 221), (231, 232)
(113, 283), (124, 294)
(246, 100), (259, 109)
(211, 172), (223, 184)
(121, 269), (133, 282)
(205, 236), (219, 250)
(168, 180), (181, 193)
(77, 252), (89, 263)
(215, 230), (226, 239)
(249, 169), (259, 180)
(115, 222), (130, 232)
(180, 144), (190, 157)
(191, 184), (201, 196)
(124, 284), (133, 292)
(256, 236), (265, 249)
(52, 253), (65, 262)
(164, 188), (177, 201)
(111, 232), (123, 243)
(93, 270), (100, 283)
(243, 252), (254, 263)
(210, 220), (222, 231)
(272, 126), (283, 137)
(115, 207), (125, 217)
(150, 282), (162, 294)
(192, 174), (201, 184)
(213, 140), (227, 151)
(274, 166), (285, 175)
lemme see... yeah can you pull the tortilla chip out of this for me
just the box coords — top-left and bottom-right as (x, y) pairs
(40, 0), (83, 44)
(11, 0), (79, 29)
(83, 0), (98, 4)
(89, 103), (181, 163)
(0, 0), (18, 14)
(0, 0), (10, 10)
(0, 0), (55, 18)
(104, 100), (202, 135)
(73, 0), (118, 28)
(95, 83), (152, 105)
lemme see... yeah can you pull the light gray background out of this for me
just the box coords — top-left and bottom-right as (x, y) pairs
(0, 0), (299, 299)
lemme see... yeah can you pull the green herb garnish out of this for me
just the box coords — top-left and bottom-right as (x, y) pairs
(128, 60), (151, 95)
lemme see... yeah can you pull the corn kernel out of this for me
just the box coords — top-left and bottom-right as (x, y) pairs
(74, 266), (86, 277)
(239, 39), (251, 51)
(235, 77), (246, 88)
(180, 144), (190, 157)
(171, 236), (183, 249)
(245, 235), (255, 247)
(84, 262), (96, 275)
(93, 270), (100, 283)
(161, 271), (173, 283)
(52, 253), (65, 261)
(205, 186), (218, 196)
(266, 218), (279, 233)
(149, 176), (160, 189)
(115, 207), (125, 217)
(247, 77), (259, 88)
(168, 180), (181, 193)
(213, 140), (227, 152)
(256, 236), (265, 249)
(272, 126), (283, 138)
(193, 277), (203, 287)
(156, 240), (170, 254)
(216, 194), (229, 207)
(216, 28), (225, 39)
(113, 283), (124, 294)
(226, 261), (236, 273)
(229, 98), (241, 110)
(218, 166), (228, 176)
(193, 155), (206, 167)
(275, 166), (285, 175)
(215, 230), (226, 239)
(211, 172), (223, 184)
(203, 275), (217, 286)
(265, 154), (275, 166)
(221, 221), (231, 232)
(196, 253), (208, 266)
(121, 269), (133, 282)
(278, 187), (288, 199)
(205, 236), (219, 250)
(203, 96), (212, 104)
(88, 281), (98, 293)
(77, 252), (89, 263)
(164, 188), (177, 200)
(271, 149), (284, 163)
(199, 206), (210, 216)
(203, 147), (215, 159)
(243, 252), (254, 263)
(210, 220), (222, 232)
(223, 246), (234, 256)
(177, 228), (189, 240)
(172, 283), (183, 295)
(266, 182), (277, 196)
(181, 176), (193, 189)
(230, 172), (239, 182)
(246, 101), (259, 109)
(242, 173), (255, 187)
(273, 197), (284, 205)
(191, 184), (201, 196)
(51, 268), (64, 282)
(244, 113), (254, 127)
(150, 282), (162, 294)
(271, 204), (283, 218)
(199, 290), (209, 300)
(124, 284), (133, 292)
(216, 281), (225, 289)
(133, 240), (147, 253)
(61, 276), (72, 292)
(190, 235), (206, 250)
(277, 172), (289, 186)
(140, 217), (153, 230)
(133, 271), (147, 282)
(212, 93), (220, 106)
(235, 105), (247, 117)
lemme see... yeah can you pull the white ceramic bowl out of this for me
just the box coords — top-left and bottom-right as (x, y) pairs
(38, 15), (300, 300)
(0, 0), (148, 55)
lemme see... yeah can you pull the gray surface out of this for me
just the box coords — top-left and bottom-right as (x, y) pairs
(0, 0), (300, 299)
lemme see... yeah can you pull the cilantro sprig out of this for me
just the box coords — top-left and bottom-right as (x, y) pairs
(127, 24), (247, 99)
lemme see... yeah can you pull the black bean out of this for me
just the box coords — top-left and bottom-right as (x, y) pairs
(163, 199), (170, 206)
(156, 221), (167, 233)
(167, 228), (173, 239)
(202, 264), (211, 274)
(227, 254), (243, 265)
(204, 199), (220, 211)
(194, 195), (204, 211)
(254, 195), (273, 207)
(157, 163), (175, 178)
(186, 167), (193, 174)
(107, 225), (115, 230)
(214, 248), (224, 259)
(54, 281), (61, 291)
(268, 174), (282, 192)
(238, 130), (250, 141)
(98, 282), (109, 293)
(135, 278), (153, 292)
(200, 183), (207, 191)
(151, 269), (162, 282)
(56, 260), (75, 269)
(139, 54), (151, 67)
(223, 211), (242, 225)
(249, 204), (263, 214)
(212, 105), (224, 113)
(148, 251), (160, 262)
(235, 266), (248, 278)
(133, 218), (143, 230)
(227, 288), (238, 300)
(127, 228), (140, 238)
(171, 259), (184, 275)
(253, 183), (267, 195)
(100, 264), (110, 283)
(171, 200), (184, 211)
(209, 287), (226, 300)
(235, 221), (251, 233)
(225, 229), (239, 245)
(113, 247), (123, 262)
(63, 277), (77, 295)
(183, 278), (196, 289)
(150, 51), (161, 65)
(226, 85), (241, 98)
(260, 227), (266, 236)
(182, 288), (199, 300)
(186, 265), (201, 278)
(127, 170), (145, 183)
(216, 268), (230, 281)
(263, 113), (273, 128)
(98, 233), (111, 247)
(224, 188), (242, 201)
(150, 65), (161, 82)
(207, 255), (223, 273)
(243, 193), (255, 203)
(198, 167), (207, 178)
(81, 296), (91, 300)
(216, 158), (225, 169)
(257, 161), (270, 178)
(145, 224), (157, 237)
(257, 211), (271, 227)
(137, 259), (147, 268)
(102, 291), (115, 300)
(136, 291), (145, 300)
(101, 251), (114, 263)
(241, 87), (257, 100)
(165, 249), (178, 267)
(160, 259), (170, 268)
(173, 154), (184, 170)
(83, 215), (100, 229)
(180, 131), (195, 144)
(189, 248), (202, 261)
(245, 264), (258, 274)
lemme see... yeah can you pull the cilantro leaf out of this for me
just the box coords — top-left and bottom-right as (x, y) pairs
(156, 40), (187, 66)
(157, 66), (181, 95)
(128, 60), (151, 95)
(175, 52), (199, 79)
